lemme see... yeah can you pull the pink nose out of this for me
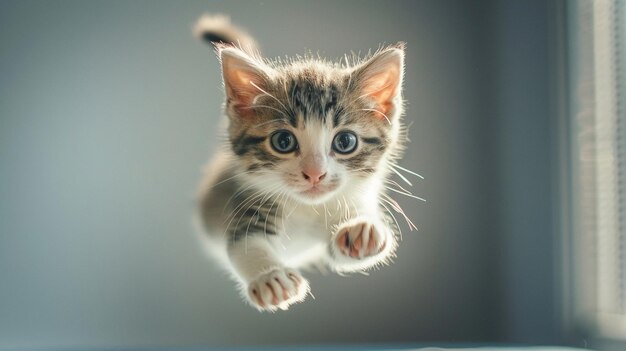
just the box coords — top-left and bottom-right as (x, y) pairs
(302, 169), (327, 185)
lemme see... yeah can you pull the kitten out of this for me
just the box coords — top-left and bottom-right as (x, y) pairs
(194, 14), (413, 312)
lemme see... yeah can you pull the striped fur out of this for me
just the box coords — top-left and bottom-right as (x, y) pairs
(195, 14), (410, 312)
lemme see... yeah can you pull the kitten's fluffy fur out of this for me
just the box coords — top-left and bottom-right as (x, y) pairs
(195, 14), (409, 312)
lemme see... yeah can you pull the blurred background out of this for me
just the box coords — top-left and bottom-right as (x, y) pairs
(1, 0), (624, 350)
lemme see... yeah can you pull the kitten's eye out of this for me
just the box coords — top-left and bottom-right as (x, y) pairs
(332, 131), (358, 154)
(270, 130), (298, 153)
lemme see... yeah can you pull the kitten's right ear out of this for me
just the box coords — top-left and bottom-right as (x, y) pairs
(218, 46), (273, 118)
(351, 44), (405, 120)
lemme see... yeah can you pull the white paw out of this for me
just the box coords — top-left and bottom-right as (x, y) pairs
(246, 268), (310, 312)
(331, 218), (396, 272)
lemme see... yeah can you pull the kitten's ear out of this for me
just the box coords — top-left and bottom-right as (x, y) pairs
(218, 46), (273, 117)
(352, 44), (405, 119)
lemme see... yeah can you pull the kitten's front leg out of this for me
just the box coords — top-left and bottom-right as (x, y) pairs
(228, 236), (310, 312)
(329, 216), (397, 273)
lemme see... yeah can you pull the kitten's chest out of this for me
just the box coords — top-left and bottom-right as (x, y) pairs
(277, 194), (371, 240)
(270, 205), (339, 266)
(282, 204), (343, 237)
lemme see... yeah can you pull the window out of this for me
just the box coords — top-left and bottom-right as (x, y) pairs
(567, 0), (626, 340)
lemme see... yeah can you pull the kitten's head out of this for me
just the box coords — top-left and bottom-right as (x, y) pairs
(219, 44), (405, 205)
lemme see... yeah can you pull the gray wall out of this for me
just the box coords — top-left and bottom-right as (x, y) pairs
(492, 0), (561, 344)
(0, 0), (561, 348)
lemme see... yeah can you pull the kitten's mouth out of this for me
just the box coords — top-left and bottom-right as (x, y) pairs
(301, 183), (338, 198)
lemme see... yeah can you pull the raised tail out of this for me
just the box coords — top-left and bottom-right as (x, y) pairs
(193, 14), (259, 54)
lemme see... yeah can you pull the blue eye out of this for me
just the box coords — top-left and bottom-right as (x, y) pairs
(270, 130), (298, 153)
(332, 131), (358, 154)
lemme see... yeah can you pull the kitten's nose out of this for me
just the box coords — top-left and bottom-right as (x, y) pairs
(302, 169), (327, 185)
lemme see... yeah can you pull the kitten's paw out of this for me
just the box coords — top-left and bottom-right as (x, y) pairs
(330, 218), (396, 272)
(246, 268), (310, 312)
(336, 220), (387, 258)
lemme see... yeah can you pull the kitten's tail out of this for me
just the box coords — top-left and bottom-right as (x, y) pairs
(193, 14), (259, 54)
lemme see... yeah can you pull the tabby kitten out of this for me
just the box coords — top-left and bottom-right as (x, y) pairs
(195, 15), (412, 312)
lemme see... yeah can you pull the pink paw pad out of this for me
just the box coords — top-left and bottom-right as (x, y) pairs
(247, 268), (309, 312)
(336, 221), (386, 259)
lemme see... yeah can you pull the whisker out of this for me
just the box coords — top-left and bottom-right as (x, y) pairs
(277, 191), (291, 240)
(222, 180), (261, 216)
(250, 80), (290, 112)
(222, 177), (274, 215)
(343, 196), (352, 221)
(235, 187), (279, 247)
(247, 186), (281, 240)
(385, 186), (426, 202)
(390, 163), (424, 179)
(379, 199), (403, 241)
(264, 189), (283, 238)
(275, 190), (289, 232)
(323, 202), (328, 229)
(348, 167), (378, 175)
(231, 187), (274, 254)
(286, 196), (299, 218)
(223, 188), (264, 229)
(204, 170), (255, 193)
(381, 193), (418, 231)
(250, 117), (289, 130)
(345, 59), (354, 87)
(360, 108), (391, 125)
(384, 179), (413, 195)
(336, 198), (343, 220)
(358, 81), (392, 100)
(224, 189), (266, 234)
(349, 198), (360, 218)
(224, 183), (280, 235)
(388, 166), (413, 186)
(245, 104), (291, 121)
(281, 79), (296, 117)
(311, 205), (320, 216)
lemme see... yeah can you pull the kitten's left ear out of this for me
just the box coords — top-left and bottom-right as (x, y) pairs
(218, 45), (274, 118)
(352, 44), (405, 119)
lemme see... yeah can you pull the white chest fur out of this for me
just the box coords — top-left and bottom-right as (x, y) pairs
(268, 183), (382, 268)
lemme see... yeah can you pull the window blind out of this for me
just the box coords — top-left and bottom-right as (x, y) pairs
(570, 0), (626, 339)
